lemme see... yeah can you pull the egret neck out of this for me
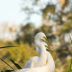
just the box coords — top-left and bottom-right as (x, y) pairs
(35, 42), (47, 67)
(45, 51), (55, 72)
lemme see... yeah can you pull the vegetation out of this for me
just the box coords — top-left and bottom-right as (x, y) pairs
(0, 0), (72, 72)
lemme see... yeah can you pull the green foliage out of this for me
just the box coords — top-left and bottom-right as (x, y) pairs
(0, 46), (17, 49)
(0, 41), (39, 71)
(23, 34), (34, 46)
(9, 59), (21, 69)
(20, 23), (35, 34)
(69, 58), (72, 72)
(69, 36), (72, 72)
(70, 36), (72, 44)
(15, 23), (35, 46)
(0, 58), (14, 70)
(58, 21), (72, 34)
(43, 4), (55, 18)
(40, 24), (52, 34)
(66, 13), (72, 20)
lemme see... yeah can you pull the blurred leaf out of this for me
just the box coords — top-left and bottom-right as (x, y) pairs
(9, 59), (21, 69)
(0, 58), (14, 70)
(69, 35), (72, 72)
(0, 66), (3, 71)
(5, 70), (14, 72)
(69, 58), (72, 72)
(58, 21), (72, 34)
(1, 70), (14, 72)
(66, 13), (72, 20)
(70, 36), (72, 44)
(0, 46), (18, 49)
(58, 0), (69, 9)
(43, 4), (55, 18)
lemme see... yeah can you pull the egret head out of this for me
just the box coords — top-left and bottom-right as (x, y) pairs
(34, 32), (46, 45)
(34, 32), (46, 43)
(34, 32), (55, 52)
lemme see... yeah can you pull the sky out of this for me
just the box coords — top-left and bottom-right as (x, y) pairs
(0, 0), (57, 27)
(0, 0), (25, 25)
(0, 0), (42, 27)
(0, 0), (72, 41)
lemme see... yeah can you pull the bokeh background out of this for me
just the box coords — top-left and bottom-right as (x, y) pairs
(0, 0), (72, 72)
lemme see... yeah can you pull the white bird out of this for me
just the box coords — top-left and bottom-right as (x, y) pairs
(12, 50), (55, 72)
(23, 32), (49, 68)
(12, 32), (55, 72)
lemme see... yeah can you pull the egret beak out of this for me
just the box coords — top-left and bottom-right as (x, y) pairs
(45, 45), (55, 52)
(43, 36), (55, 51)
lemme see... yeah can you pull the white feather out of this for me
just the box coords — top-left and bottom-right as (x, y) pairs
(23, 32), (47, 68)
(12, 32), (55, 72)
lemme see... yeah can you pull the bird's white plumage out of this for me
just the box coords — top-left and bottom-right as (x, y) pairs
(23, 32), (47, 68)
(12, 32), (55, 72)
(12, 51), (55, 72)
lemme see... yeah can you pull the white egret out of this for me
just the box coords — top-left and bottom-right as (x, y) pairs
(23, 32), (49, 68)
(12, 32), (55, 72)
(12, 49), (55, 72)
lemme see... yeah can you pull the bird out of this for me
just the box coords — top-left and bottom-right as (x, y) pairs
(12, 49), (55, 72)
(12, 32), (55, 72)
(23, 32), (50, 68)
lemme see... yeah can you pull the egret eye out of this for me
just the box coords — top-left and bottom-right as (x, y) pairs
(43, 36), (47, 40)
(40, 39), (46, 43)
